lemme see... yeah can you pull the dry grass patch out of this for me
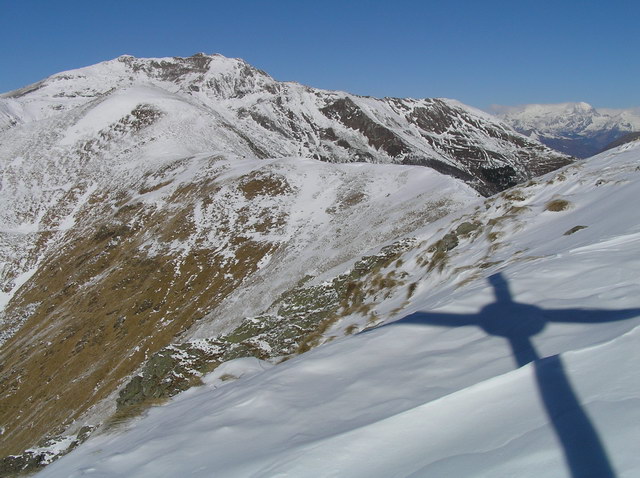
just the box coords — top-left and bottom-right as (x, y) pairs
(138, 179), (174, 195)
(340, 191), (367, 208)
(0, 194), (277, 457)
(506, 205), (530, 215)
(344, 324), (360, 335)
(456, 272), (482, 289)
(487, 230), (502, 242)
(104, 397), (170, 432)
(296, 315), (340, 354)
(547, 172), (567, 184)
(238, 172), (292, 200)
(545, 198), (571, 212)
(501, 189), (527, 202)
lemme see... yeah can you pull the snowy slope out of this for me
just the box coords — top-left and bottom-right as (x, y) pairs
(0, 53), (574, 467)
(0, 54), (569, 319)
(38, 142), (640, 477)
(0, 55), (568, 307)
(0, 152), (479, 458)
(492, 102), (640, 157)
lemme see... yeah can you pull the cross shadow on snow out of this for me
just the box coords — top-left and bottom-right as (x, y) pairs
(388, 273), (640, 478)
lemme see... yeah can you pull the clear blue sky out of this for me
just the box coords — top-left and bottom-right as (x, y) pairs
(1, 0), (638, 110)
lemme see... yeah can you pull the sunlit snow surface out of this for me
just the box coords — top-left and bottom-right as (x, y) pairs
(39, 144), (640, 477)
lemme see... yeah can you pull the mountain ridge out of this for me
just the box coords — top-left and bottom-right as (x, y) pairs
(0, 53), (570, 195)
(0, 53), (572, 470)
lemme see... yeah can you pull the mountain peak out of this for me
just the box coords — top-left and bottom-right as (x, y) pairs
(111, 52), (271, 85)
(491, 101), (596, 118)
(0, 56), (569, 196)
(573, 101), (594, 112)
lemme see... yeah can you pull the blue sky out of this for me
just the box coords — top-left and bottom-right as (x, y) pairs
(1, 0), (638, 110)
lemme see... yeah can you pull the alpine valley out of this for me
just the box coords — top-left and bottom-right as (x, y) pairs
(1, 54), (639, 478)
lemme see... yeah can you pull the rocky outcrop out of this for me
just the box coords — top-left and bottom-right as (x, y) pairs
(116, 239), (416, 411)
(0, 427), (93, 477)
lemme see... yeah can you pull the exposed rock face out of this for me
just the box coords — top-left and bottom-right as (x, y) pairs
(321, 97), (411, 157)
(0, 53), (569, 460)
(318, 95), (570, 195)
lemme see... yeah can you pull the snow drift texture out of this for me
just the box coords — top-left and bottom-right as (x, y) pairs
(40, 139), (640, 478)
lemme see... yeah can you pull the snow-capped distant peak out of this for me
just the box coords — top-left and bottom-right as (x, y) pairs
(492, 101), (640, 157)
(490, 101), (599, 124)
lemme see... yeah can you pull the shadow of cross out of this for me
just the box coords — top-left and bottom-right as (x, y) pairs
(394, 272), (640, 478)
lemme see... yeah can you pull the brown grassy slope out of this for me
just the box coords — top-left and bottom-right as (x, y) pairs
(0, 172), (289, 456)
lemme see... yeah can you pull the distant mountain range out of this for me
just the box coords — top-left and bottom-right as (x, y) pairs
(491, 102), (640, 158)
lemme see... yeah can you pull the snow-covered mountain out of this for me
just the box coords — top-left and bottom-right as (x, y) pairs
(0, 54), (569, 194)
(0, 53), (573, 472)
(492, 102), (640, 158)
(37, 140), (640, 478)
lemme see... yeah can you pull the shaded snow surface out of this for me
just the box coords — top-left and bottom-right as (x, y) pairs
(39, 144), (640, 477)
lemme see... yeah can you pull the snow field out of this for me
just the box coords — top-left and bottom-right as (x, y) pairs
(39, 142), (640, 477)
